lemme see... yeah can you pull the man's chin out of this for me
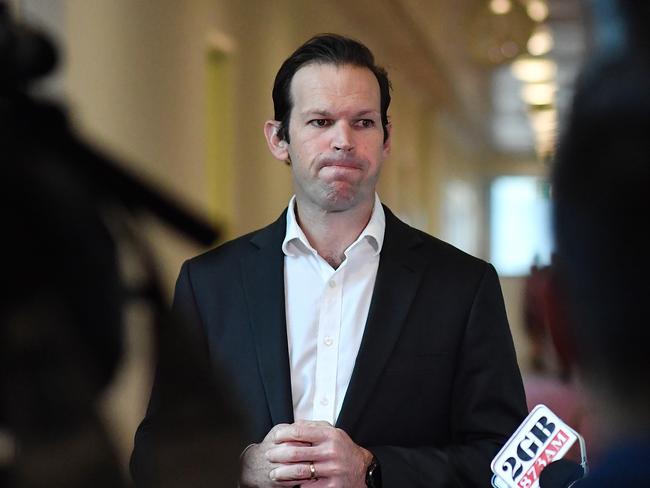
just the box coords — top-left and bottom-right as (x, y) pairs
(296, 181), (374, 213)
(319, 187), (367, 213)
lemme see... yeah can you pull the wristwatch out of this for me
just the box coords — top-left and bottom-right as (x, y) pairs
(365, 455), (382, 488)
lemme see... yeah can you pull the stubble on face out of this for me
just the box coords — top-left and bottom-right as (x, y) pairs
(310, 151), (380, 212)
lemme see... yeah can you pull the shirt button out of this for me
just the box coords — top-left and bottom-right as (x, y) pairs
(328, 279), (336, 288)
(324, 336), (333, 346)
(320, 397), (329, 406)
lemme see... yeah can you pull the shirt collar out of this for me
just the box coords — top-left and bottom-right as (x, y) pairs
(282, 193), (385, 257)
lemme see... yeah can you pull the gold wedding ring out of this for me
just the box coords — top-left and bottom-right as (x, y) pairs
(309, 462), (317, 480)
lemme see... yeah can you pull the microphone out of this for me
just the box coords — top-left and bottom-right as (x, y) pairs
(490, 404), (588, 488)
(538, 459), (585, 487)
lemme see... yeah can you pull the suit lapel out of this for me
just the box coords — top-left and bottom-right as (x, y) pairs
(240, 211), (294, 426)
(337, 207), (427, 434)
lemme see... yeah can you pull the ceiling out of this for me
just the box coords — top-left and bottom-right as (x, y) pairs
(337, 0), (590, 163)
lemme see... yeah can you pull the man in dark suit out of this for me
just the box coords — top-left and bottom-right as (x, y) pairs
(133, 33), (526, 487)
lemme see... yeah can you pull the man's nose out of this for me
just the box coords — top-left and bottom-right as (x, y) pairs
(331, 122), (354, 151)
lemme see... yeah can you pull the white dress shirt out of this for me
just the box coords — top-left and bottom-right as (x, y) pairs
(282, 194), (385, 425)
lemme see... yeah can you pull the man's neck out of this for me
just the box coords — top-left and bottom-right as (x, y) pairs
(294, 196), (374, 269)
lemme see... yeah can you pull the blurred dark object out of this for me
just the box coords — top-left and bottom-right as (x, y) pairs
(590, 0), (650, 55)
(539, 459), (585, 488)
(0, 2), (57, 87)
(0, 3), (242, 487)
(550, 0), (650, 485)
(552, 31), (650, 408)
(0, 3), (218, 246)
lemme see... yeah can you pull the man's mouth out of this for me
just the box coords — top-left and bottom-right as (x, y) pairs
(318, 157), (364, 171)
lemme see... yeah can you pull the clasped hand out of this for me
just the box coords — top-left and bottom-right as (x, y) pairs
(239, 420), (372, 487)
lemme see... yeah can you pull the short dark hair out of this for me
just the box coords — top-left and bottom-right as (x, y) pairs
(552, 52), (650, 400)
(272, 33), (392, 143)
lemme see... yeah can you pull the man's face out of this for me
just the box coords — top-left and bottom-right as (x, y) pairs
(276, 63), (391, 213)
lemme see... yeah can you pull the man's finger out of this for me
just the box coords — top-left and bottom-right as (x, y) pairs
(266, 444), (315, 463)
(294, 419), (332, 427)
(269, 462), (314, 482)
(281, 440), (312, 447)
(273, 422), (332, 444)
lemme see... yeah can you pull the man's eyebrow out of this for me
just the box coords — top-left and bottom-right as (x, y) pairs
(301, 109), (332, 117)
(355, 109), (380, 117)
(300, 109), (380, 117)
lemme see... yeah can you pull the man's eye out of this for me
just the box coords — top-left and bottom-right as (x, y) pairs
(355, 119), (376, 128)
(309, 119), (331, 127)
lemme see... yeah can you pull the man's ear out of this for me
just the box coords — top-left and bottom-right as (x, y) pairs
(382, 121), (392, 157)
(264, 120), (289, 161)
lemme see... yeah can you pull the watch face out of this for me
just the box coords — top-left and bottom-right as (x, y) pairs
(366, 458), (382, 488)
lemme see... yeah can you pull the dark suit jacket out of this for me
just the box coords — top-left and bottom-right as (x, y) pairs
(133, 206), (527, 487)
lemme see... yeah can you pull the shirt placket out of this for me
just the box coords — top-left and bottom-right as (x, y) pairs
(312, 265), (344, 424)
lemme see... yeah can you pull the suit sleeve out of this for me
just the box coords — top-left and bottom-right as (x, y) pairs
(370, 264), (527, 487)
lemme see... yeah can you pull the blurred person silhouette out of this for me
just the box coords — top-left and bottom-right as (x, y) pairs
(521, 259), (597, 464)
(550, 0), (650, 484)
(523, 262), (557, 375)
(0, 3), (243, 487)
